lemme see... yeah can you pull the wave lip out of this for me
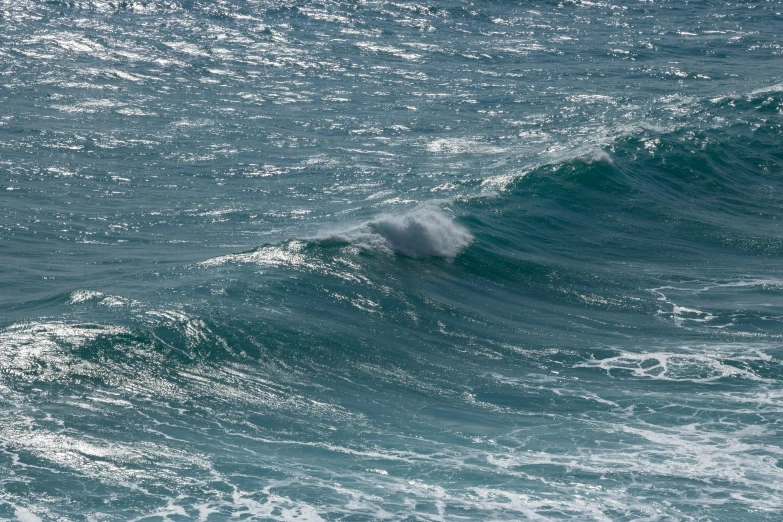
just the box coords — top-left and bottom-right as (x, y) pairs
(320, 206), (472, 259)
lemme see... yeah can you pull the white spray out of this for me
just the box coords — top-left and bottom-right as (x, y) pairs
(320, 205), (472, 259)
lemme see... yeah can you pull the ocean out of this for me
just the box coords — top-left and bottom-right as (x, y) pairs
(1, 1), (783, 520)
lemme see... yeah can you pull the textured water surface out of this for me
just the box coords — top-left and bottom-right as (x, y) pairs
(2, 1), (783, 520)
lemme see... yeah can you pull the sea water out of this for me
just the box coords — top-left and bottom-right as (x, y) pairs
(1, 1), (783, 520)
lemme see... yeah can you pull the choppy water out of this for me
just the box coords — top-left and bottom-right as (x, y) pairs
(2, 1), (783, 520)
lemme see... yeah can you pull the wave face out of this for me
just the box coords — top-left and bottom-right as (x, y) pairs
(2, 1), (783, 521)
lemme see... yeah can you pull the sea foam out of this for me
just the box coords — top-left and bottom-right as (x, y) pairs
(320, 206), (472, 259)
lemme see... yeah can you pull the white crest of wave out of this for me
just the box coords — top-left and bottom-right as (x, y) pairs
(582, 149), (613, 164)
(321, 206), (472, 259)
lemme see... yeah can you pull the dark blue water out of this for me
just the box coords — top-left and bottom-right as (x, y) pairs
(2, 1), (783, 520)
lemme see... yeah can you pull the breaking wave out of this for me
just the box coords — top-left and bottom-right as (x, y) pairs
(318, 205), (473, 259)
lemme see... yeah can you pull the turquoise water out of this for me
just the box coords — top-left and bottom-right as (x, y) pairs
(2, 1), (783, 520)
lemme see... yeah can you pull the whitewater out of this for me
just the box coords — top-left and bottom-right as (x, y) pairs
(1, 1), (783, 520)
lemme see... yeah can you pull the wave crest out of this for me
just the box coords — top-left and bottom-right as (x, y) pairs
(320, 206), (472, 259)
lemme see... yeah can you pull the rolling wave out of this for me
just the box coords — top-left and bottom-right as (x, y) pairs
(316, 205), (472, 259)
